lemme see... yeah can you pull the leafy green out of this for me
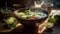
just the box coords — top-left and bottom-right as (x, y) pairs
(46, 22), (54, 28)
(25, 10), (31, 15)
(6, 17), (17, 24)
(48, 18), (56, 23)
(3, 10), (12, 14)
(46, 15), (58, 29)
(16, 12), (25, 17)
(0, 9), (12, 14)
(4, 17), (17, 28)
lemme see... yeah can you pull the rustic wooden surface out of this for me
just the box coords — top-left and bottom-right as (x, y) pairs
(0, 23), (22, 32)
(38, 9), (60, 34)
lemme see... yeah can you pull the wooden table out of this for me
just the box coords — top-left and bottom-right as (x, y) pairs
(38, 9), (60, 34)
(0, 23), (22, 33)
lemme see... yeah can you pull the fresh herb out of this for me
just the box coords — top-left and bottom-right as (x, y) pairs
(4, 17), (17, 28)
(46, 22), (54, 28)
(46, 15), (58, 28)
(25, 10), (31, 15)
(3, 10), (12, 14)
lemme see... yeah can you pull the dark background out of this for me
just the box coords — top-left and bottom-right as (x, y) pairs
(0, 0), (60, 8)
(0, 0), (25, 7)
(0, 0), (34, 8)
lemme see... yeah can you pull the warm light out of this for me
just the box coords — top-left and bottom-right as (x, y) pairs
(34, 1), (44, 8)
